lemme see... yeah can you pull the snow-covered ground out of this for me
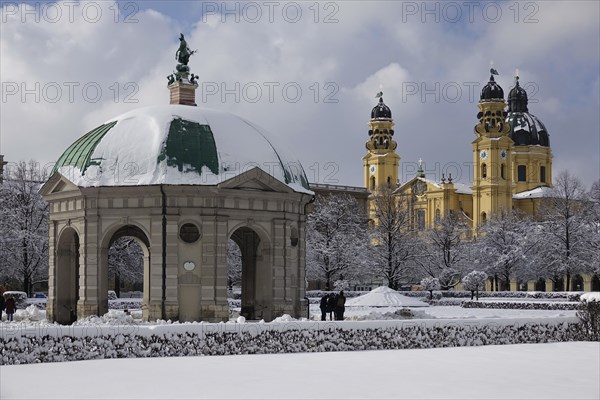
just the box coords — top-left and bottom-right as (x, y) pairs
(1, 342), (597, 399)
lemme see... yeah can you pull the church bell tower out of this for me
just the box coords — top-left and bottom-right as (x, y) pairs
(363, 95), (400, 193)
(471, 71), (514, 229)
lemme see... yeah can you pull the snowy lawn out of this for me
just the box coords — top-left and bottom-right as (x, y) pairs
(1, 342), (597, 400)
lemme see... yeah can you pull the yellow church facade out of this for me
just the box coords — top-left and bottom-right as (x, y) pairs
(359, 72), (597, 292)
(364, 72), (553, 232)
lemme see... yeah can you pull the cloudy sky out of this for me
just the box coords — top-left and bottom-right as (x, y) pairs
(1, 1), (598, 188)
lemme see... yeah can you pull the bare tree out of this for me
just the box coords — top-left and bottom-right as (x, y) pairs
(227, 239), (242, 290)
(420, 276), (440, 300)
(306, 194), (368, 290)
(585, 180), (600, 274)
(369, 188), (417, 290)
(537, 171), (593, 291)
(108, 237), (144, 297)
(462, 270), (488, 300)
(0, 161), (48, 296)
(416, 213), (470, 290)
(476, 210), (538, 291)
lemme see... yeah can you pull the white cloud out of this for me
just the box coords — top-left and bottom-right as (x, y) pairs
(0, 0), (598, 188)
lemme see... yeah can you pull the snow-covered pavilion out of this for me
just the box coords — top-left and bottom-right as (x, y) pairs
(39, 37), (313, 324)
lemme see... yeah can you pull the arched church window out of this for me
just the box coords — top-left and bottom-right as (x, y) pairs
(417, 209), (425, 231)
(371, 176), (376, 190)
(501, 163), (505, 180)
(481, 163), (487, 179)
(540, 166), (546, 183)
(387, 176), (391, 187)
(518, 165), (527, 182)
(481, 212), (487, 224)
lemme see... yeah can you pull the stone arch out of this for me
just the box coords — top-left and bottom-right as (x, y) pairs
(592, 274), (600, 291)
(55, 227), (80, 324)
(535, 277), (546, 292)
(99, 223), (151, 318)
(229, 225), (272, 320)
(571, 274), (584, 291)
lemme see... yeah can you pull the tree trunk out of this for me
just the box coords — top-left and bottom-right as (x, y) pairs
(115, 272), (121, 298)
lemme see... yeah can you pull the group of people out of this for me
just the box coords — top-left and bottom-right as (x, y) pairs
(319, 291), (346, 321)
(0, 292), (17, 322)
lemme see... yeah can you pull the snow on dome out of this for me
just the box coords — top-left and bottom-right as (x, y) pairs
(53, 105), (311, 193)
(346, 286), (429, 308)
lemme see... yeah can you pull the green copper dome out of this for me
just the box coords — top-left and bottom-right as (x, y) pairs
(52, 105), (311, 193)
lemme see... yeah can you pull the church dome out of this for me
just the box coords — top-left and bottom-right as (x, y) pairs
(371, 97), (392, 119)
(506, 78), (550, 147)
(52, 105), (311, 192)
(480, 75), (504, 101)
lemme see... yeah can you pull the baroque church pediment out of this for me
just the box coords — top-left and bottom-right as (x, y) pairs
(218, 166), (295, 193)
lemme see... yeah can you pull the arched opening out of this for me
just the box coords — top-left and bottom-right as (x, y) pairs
(553, 276), (564, 292)
(227, 239), (242, 292)
(592, 275), (600, 291)
(481, 163), (487, 179)
(101, 225), (150, 317)
(108, 237), (144, 299)
(571, 274), (584, 291)
(501, 163), (506, 180)
(370, 176), (376, 190)
(55, 227), (79, 324)
(535, 278), (546, 292)
(230, 226), (271, 320)
(387, 176), (391, 187)
(481, 212), (487, 224)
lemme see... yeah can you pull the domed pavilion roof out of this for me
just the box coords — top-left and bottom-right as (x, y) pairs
(53, 105), (311, 193)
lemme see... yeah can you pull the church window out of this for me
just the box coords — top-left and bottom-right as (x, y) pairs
(417, 210), (425, 230)
(540, 166), (546, 183)
(518, 165), (527, 182)
(387, 176), (391, 187)
(370, 176), (376, 190)
(481, 163), (487, 179)
(481, 212), (487, 224)
(501, 163), (505, 180)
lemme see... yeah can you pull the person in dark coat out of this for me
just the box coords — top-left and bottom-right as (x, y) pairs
(319, 294), (328, 321)
(335, 291), (346, 320)
(5, 297), (16, 322)
(327, 293), (337, 321)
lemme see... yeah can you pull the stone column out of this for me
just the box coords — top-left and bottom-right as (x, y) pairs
(510, 278), (519, 292)
(164, 215), (179, 320)
(144, 216), (164, 321)
(527, 280), (536, 291)
(46, 221), (57, 322)
(545, 279), (554, 292)
(583, 273), (592, 292)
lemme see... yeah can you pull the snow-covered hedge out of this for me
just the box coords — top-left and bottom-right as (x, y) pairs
(400, 291), (581, 300)
(461, 301), (579, 310)
(0, 320), (585, 365)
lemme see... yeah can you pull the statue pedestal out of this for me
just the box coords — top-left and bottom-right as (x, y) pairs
(168, 80), (199, 106)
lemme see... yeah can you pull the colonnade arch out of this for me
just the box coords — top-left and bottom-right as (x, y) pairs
(55, 227), (80, 324)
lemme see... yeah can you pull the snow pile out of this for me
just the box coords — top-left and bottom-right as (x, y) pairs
(580, 292), (600, 302)
(346, 286), (429, 308)
(11, 305), (45, 322)
(0, 320), (585, 365)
